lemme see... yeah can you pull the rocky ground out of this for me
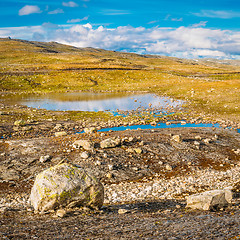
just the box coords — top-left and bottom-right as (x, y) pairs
(1, 113), (240, 239)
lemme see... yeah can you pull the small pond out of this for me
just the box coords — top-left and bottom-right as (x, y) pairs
(1, 92), (239, 134)
(1, 92), (183, 112)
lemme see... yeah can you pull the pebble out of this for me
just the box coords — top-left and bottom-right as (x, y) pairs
(118, 208), (129, 214)
(55, 209), (68, 218)
(195, 135), (202, 140)
(95, 160), (101, 166)
(54, 131), (67, 137)
(80, 152), (89, 159)
(134, 148), (142, 154)
(103, 165), (240, 205)
(106, 173), (113, 179)
(203, 138), (211, 144)
(108, 164), (113, 171)
(171, 135), (182, 143)
(39, 155), (51, 163)
(165, 164), (173, 171)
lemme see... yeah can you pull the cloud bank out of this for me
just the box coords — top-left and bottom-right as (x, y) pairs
(193, 10), (240, 19)
(19, 5), (42, 16)
(62, 1), (79, 7)
(48, 9), (64, 15)
(1, 23), (240, 59)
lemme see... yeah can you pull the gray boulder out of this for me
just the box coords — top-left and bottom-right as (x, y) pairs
(186, 189), (231, 211)
(73, 140), (94, 151)
(100, 137), (121, 149)
(29, 163), (104, 212)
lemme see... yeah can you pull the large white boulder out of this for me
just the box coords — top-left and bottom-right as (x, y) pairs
(186, 189), (232, 211)
(29, 163), (104, 212)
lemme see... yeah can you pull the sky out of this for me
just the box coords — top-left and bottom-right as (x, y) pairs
(0, 0), (240, 59)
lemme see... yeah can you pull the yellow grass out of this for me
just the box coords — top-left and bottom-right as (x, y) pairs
(0, 38), (239, 122)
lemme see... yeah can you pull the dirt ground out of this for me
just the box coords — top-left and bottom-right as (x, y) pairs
(1, 123), (240, 239)
(1, 201), (240, 239)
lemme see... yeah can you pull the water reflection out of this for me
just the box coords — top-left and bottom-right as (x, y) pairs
(2, 92), (183, 112)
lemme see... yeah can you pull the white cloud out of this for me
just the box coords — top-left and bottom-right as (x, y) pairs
(171, 17), (183, 22)
(67, 16), (89, 23)
(101, 9), (131, 15)
(62, 1), (79, 7)
(19, 5), (42, 16)
(193, 10), (240, 19)
(147, 20), (158, 25)
(1, 24), (240, 59)
(48, 8), (64, 15)
(191, 21), (208, 28)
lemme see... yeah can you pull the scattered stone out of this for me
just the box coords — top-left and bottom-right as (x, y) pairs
(203, 138), (211, 144)
(84, 127), (97, 134)
(106, 173), (113, 179)
(54, 131), (67, 137)
(95, 160), (101, 166)
(73, 140), (94, 151)
(100, 137), (121, 149)
(165, 164), (173, 171)
(128, 137), (135, 142)
(118, 208), (129, 214)
(29, 163), (104, 212)
(233, 149), (240, 155)
(134, 148), (142, 154)
(126, 148), (134, 153)
(150, 121), (157, 125)
(195, 135), (202, 140)
(54, 124), (62, 130)
(80, 152), (89, 159)
(194, 141), (200, 146)
(55, 209), (68, 218)
(108, 164), (113, 171)
(39, 155), (51, 163)
(22, 126), (32, 131)
(14, 120), (25, 126)
(186, 189), (231, 211)
(171, 135), (182, 143)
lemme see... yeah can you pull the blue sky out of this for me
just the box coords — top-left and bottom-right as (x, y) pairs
(0, 0), (240, 59)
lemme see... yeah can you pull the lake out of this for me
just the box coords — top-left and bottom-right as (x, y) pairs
(1, 92), (183, 112)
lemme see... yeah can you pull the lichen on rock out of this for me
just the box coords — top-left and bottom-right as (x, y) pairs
(29, 163), (104, 213)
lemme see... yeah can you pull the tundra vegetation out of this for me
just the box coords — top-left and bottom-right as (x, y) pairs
(0, 38), (239, 125)
(1, 38), (240, 239)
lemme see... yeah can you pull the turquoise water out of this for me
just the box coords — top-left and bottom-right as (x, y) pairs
(78, 122), (224, 133)
(98, 122), (221, 132)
